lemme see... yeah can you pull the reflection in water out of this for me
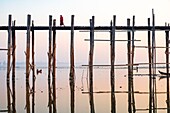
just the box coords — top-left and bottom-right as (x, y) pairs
(69, 73), (75, 113)
(48, 78), (52, 113)
(26, 79), (30, 113)
(1, 67), (170, 112)
(7, 81), (11, 113)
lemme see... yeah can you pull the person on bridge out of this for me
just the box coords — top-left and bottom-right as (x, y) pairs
(60, 15), (65, 26)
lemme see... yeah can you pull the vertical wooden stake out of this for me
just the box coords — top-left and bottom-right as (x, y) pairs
(26, 14), (31, 113)
(12, 20), (16, 113)
(52, 19), (57, 113)
(148, 18), (152, 113)
(89, 16), (95, 113)
(151, 9), (157, 113)
(31, 20), (35, 113)
(131, 16), (136, 113)
(165, 24), (170, 113)
(7, 14), (12, 113)
(127, 18), (132, 113)
(70, 15), (75, 113)
(48, 15), (52, 113)
(110, 15), (116, 113)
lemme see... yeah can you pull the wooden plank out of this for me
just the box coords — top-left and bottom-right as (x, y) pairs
(84, 39), (141, 41)
(135, 46), (170, 48)
(0, 48), (8, 51)
(82, 91), (167, 94)
(1, 26), (170, 31)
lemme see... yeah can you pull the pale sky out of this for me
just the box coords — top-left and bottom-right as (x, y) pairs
(0, 0), (170, 65)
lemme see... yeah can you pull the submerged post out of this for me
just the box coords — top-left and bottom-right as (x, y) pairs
(52, 19), (57, 113)
(7, 14), (12, 113)
(69, 15), (75, 113)
(131, 16), (136, 113)
(127, 18), (132, 113)
(110, 15), (116, 113)
(165, 23), (170, 113)
(151, 9), (157, 113)
(89, 16), (95, 113)
(48, 15), (52, 113)
(12, 20), (16, 113)
(26, 14), (31, 113)
(31, 20), (35, 113)
(148, 18), (152, 113)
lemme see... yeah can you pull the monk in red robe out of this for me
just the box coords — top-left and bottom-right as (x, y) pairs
(60, 15), (64, 26)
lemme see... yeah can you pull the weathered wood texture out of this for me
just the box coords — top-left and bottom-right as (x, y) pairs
(110, 15), (116, 113)
(52, 19), (57, 113)
(12, 20), (16, 113)
(48, 15), (52, 113)
(89, 16), (95, 113)
(69, 15), (75, 113)
(26, 14), (31, 113)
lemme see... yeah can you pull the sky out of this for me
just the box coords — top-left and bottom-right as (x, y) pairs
(0, 0), (170, 66)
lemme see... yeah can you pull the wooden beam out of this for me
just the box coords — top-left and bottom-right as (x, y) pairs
(2, 26), (170, 31)
(84, 39), (141, 42)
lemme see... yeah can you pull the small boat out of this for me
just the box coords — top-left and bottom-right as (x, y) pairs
(158, 70), (170, 80)
(158, 70), (170, 75)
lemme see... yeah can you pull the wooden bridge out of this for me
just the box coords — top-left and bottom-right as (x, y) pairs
(1, 9), (170, 113)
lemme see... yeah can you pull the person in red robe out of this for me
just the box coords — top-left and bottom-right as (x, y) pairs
(60, 15), (64, 26)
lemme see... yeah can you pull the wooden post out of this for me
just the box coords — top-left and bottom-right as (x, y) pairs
(148, 18), (152, 113)
(110, 15), (116, 113)
(69, 15), (75, 113)
(52, 19), (57, 113)
(7, 14), (12, 113)
(31, 20), (35, 113)
(131, 16), (136, 113)
(48, 15), (52, 113)
(89, 16), (95, 113)
(12, 20), (16, 113)
(151, 9), (157, 113)
(165, 23), (170, 113)
(26, 14), (31, 113)
(127, 18), (132, 113)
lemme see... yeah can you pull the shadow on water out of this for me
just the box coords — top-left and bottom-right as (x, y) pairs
(69, 72), (75, 113)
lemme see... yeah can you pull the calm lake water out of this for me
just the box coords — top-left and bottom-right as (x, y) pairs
(0, 66), (169, 113)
